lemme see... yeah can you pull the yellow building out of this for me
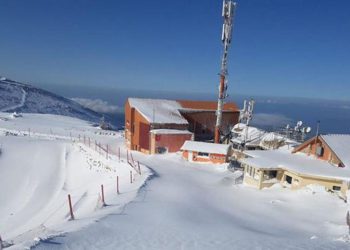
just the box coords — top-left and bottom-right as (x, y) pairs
(240, 147), (350, 199)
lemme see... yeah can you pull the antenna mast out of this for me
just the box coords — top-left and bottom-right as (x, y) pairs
(214, 0), (237, 143)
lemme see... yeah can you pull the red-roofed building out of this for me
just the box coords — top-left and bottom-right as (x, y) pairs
(125, 98), (239, 154)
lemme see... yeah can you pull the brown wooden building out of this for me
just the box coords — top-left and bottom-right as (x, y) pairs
(125, 98), (239, 154)
(292, 134), (350, 168)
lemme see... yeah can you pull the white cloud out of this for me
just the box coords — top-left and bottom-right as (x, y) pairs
(251, 113), (292, 127)
(72, 98), (123, 114)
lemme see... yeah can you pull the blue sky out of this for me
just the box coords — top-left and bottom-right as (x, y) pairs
(0, 0), (349, 100)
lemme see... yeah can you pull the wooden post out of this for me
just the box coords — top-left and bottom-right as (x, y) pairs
(101, 184), (106, 206)
(118, 147), (121, 162)
(117, 176), (120, 194)
(130, 171), (133, 184)
(347, 211), (350, 234)
(131, 152), (135, 165)
(137, 161), (141, 175)
(68, 194), (74, 220)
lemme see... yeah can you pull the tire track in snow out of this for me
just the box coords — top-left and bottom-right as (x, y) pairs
(1, 85), (27, 112)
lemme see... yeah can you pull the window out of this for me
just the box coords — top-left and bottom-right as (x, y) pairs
(316, 146), (324, 157)
(264, 170), (277, 180)
(285, 175), (292, 184)
(198, 152), (209, 157)
(332, 186), (341, 191)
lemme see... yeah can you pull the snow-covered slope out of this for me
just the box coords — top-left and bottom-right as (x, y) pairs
(0, 77), (101, 122)
(0, 113), (149, 249)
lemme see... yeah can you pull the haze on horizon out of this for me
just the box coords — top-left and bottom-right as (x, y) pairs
(0, 0), (349, 100)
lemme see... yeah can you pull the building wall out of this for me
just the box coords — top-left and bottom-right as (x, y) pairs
(182, 150), (227, 164)
(242, 163), (349, 198)
(181, 111), (239, 140)
(294, 137), (342, 167)
(150, 133), (192, 154)
(282, 170), (348, 198)
(125, 100), (151, 152)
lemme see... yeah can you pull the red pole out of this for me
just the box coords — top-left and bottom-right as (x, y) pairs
(68, 194), (74, 220)
(117, 176), (120, 194)
(130, 171), (133, 184)
(138, 161), (141, 175)
(101, 184), (105, 206)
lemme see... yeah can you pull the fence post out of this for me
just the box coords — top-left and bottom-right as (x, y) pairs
(68, 194), (74, 220)
(117, 176), (120, 194)
(83, 135), (86, 144)
(118, 147), (121, 162)
(131, 152), (134, 165)
(101, 184), (106, 206)
(106, 145), (109, 160)
(130, 171), (133, 184)
(137, 161), (141, 175)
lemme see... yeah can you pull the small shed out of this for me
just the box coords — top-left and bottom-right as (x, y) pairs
(181, 141), (231, 164)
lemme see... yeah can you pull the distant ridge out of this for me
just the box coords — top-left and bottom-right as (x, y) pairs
(0, 76), (101, 122)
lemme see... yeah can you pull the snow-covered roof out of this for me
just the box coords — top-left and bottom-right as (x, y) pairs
(321, 134), (350, 168)
(231, 123), (266, 146)
(128, 98), (188, 125)
(150, 129), (192, 135)
(181, 141), (231, 155)
(241, 150), (350, 181)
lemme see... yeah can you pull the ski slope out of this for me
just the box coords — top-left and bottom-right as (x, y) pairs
(0, 113), (150, 249)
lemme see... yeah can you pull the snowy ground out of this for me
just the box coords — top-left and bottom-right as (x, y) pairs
(1, 113), (350, 249)
(0, 113), (149, 249)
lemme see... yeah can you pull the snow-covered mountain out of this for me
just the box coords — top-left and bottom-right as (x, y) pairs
(0, 76), (101, 122)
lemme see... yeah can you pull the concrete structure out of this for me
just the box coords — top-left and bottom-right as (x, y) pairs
(240, 135), (350, 199)
(125, 98), (239, 154)
(181, 140), (232, 164)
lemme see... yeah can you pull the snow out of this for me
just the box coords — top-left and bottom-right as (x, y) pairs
(33, 152), (350, 250)
(181, 140), (230, 155)
(150, 129), (193, 135)
(242, 149), (350, 181)
(322, 134), (350, 168)
(1, 113), (350, 249)
(0, 113), (150, 249)
(128, 98), (188, 124)
(231, 123), (266, 146)
(0, 78), (101, 122)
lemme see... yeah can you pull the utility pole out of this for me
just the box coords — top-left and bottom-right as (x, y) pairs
(215, 0), (237, 143)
